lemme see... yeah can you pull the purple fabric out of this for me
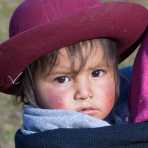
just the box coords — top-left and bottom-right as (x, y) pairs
(129, 30), (148, 123)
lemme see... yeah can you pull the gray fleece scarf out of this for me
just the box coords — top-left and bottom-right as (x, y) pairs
(21, 105), (110, 135)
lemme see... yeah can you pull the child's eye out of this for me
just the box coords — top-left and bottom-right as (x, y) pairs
(91, 69), (106, 77)
(54, 76), (71, 84)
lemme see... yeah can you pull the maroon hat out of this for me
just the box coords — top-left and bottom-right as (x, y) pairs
(0, 0), (148, 94)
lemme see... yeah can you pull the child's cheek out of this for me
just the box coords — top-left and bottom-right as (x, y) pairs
(46, 91), (68, 109)
(95, 81), (115, 109)
(102, 87), (115, 110)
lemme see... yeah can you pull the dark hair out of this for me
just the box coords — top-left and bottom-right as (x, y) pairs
(16, 38), (119, 105)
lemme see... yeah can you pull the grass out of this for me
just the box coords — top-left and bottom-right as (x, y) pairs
(0, 0), (20, 41)
(0, 93), (22, 148)
(0, 1), (21, 148)
(0, 0), (148, 148)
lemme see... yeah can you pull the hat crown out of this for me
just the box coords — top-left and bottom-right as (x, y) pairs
(9, 0), (100, 37)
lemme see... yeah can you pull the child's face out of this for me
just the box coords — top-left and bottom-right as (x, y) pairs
(35, 42), (116, 119)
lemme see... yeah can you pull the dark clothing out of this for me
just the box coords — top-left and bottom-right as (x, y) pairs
(15, 122), (148, 148)
(105, 66), (132, 124)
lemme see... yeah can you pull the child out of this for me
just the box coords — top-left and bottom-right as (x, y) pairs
(21, 38), (117, 134)
(0, 0), (147, 147)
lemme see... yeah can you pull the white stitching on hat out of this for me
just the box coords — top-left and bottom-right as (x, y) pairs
(8, 72), (23, 85)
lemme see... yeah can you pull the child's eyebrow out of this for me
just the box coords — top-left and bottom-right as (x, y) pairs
(49, 66), (73, 75)
(49, 60), (110, 75)
(88, 62), (109, 70)
(51, 65), (108, 75)
(50, 70), (72, 75)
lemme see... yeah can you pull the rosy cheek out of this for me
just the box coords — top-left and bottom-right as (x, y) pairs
(46, 91), (67, 109)
(106, 87), (115, 99)
(103, 88), (115, 109)
(95, 82), (115, 109)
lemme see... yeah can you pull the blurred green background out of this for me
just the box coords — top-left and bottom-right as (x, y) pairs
(0, 0), (148, 148)
(0, 1), (22, 148)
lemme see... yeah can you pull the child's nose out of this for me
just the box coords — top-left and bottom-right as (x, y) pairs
(74, 80), (93, 100)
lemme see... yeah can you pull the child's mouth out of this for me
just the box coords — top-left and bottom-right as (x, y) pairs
(78, 107), (99, 115)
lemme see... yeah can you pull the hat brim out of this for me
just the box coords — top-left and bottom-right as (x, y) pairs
(0, 2), (148, 94)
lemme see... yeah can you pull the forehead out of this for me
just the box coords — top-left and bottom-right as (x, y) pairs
(52, 40), (107, 72)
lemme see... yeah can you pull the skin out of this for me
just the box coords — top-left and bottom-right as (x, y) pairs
(35, 41), (116, 119)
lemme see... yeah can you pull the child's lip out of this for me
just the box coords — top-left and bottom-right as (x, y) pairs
(78, 107), (99, 116)
(77, 107), (99, 113)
